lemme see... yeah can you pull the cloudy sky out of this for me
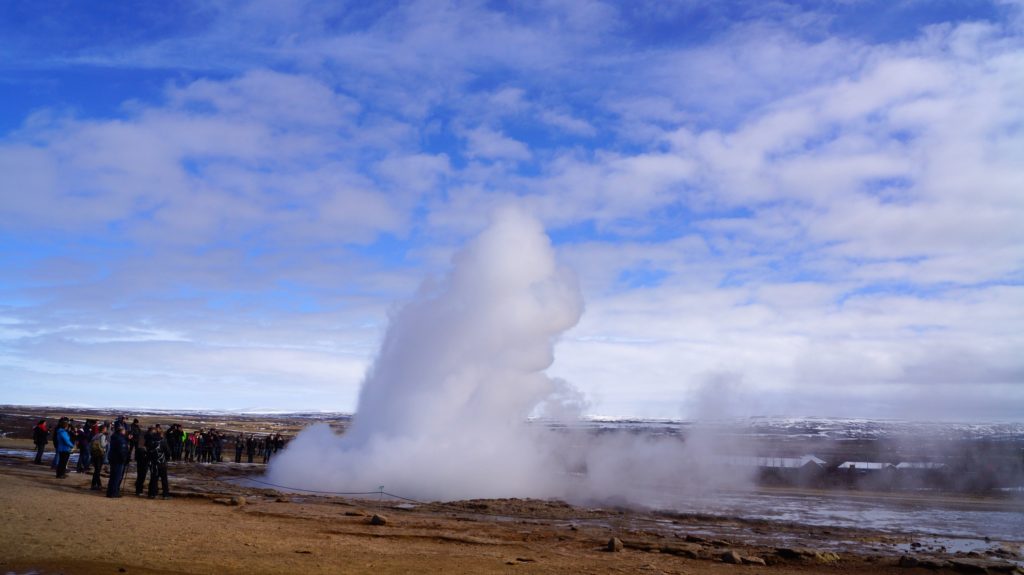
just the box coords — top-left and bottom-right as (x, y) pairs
(1, 1), (1022, 420)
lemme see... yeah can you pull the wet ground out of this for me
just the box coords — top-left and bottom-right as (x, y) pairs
(7, 442), (1022, 567)
(4, 406), (1023, 574)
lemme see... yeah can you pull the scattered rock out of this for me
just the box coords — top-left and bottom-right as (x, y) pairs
(230, 496), (246, 506)
(515, 557), (536, 563)
(294, 550), (312, 554)
(711, 539), (730, 547)
(813, 551), (840, 565)
(776, 547), (813, 560)
(607, 537), (624, 552)
(275, 497), (289, 503)
(899, 555), (920, 568)
(721, 550), (743, 564)
(775, 547), (840, 564)
(742, 556), (767, 566)
(950, 558), (1019, 574)
(917, 558), (949, 570)
(345, 510), (368, 517)
(949, 558), (990, 574)
(659, 544), (701, 559)
(684, 534), (707, 544)
(118, 568), (127, 573)
(623, 540), (660, 552)
(370, 514), (388, 526)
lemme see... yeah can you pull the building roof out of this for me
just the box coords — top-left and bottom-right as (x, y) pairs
(895, 462), (946, 469)
(721, 454), (826, 469)
(838, 461), (893, 470)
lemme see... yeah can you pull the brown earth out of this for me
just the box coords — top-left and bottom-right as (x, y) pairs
(2, 408), (1022, 575)
(0, 454), (885, 575)
(2, 441), (1021, 575)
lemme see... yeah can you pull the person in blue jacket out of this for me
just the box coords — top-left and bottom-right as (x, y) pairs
(106, 425), (130, 498)
(54, 419), (74, 479)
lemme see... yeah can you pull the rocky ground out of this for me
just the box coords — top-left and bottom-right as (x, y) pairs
(1, 435), (1021, 575)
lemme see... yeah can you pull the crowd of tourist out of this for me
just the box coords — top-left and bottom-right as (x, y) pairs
(29, 416), (289, 499)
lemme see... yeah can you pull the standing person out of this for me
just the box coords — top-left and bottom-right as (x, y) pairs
(212, 429), (223, 462)
(234, 435), (243, 463)
(245, 435), (255, 464)
(135, 426), (154, 496)
(145, 426), (171, 499)
(50, 418), (64, 469)
(31, 419), (48, 464)
(54, 419), (74, 479)
(76, 421), (94, 473)
(106, 425), (129, 498)
(185, 431), (197, 462)
(197, 430), (207, 463)
(173, 424), (183, 461)
(165, 424), (178, 461)
(128, 418), (142, 464)
(89, 424), (108, 490)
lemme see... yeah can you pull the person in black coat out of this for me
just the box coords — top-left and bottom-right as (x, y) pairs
(145, 427), (171, 499)
(106, 425), (130, 498)
(32, 420), (48, 464)
(128, 418), (142, 464)
(135, 426), (154, 496)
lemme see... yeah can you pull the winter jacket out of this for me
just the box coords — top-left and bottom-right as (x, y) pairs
(32, 424), (48, 446)
(55, 428), (74, 453)
(90, 433), (108, 456)
(108, 433), (130, 464)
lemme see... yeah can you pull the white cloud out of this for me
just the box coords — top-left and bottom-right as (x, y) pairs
(538, 109), (597, 136)
(463, 126), (532, 161)
(1, 3), (1022, 419)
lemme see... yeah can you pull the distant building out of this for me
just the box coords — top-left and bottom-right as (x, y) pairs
(838, 461), (894, 470)
(895, 462), (945, 470)
(721, 454), (826, 469)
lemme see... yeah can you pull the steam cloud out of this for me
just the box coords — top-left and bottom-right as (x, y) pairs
(268, 207), (750, 503)
(268, 207), (584, 499)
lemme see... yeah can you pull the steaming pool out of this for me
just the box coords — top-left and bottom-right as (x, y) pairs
(225, 467), (1024, 546)
(624, 486), (1024, 542)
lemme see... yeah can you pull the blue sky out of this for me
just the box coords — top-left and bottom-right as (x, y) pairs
(1, 0), (1022, 420)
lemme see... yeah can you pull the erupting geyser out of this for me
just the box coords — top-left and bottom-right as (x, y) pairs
(267, 207), (584, 500)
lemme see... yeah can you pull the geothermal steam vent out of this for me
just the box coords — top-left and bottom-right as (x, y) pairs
(267, 208), (584, 500)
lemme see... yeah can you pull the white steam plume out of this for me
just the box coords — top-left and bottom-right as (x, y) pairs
(267, 206), (584, 500)
(268, 207), (753, 504)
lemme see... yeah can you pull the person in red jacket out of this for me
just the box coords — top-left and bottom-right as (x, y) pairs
(31, 420), (48, 464)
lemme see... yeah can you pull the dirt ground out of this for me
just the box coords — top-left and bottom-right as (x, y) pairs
(2, 436), (1022, 574)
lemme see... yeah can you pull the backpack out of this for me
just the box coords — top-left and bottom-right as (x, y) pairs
(90, 436), (105, 459)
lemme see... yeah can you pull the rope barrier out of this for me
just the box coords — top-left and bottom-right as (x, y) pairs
(243, 476), (385, 496)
